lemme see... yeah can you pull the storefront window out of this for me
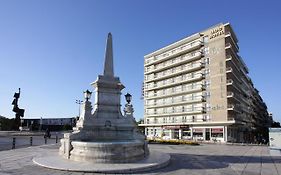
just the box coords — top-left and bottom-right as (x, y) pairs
(211, 128), (223, 138)
(211, 133), (223, 138)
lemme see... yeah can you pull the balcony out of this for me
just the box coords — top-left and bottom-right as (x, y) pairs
(145, 73), (204, 91)
(225, 42), (238, 55)
(226, 67), (232, 73)
(144, 40), (203, 66)
(145, 84), (205, 100)
(227, 92), (234, 97)
(226, 67), (242, 84)
(145, 107), (206, 117)
(226, 55), (241, 74)
(226, 79), (233, 85)
(145, 62), (204, 83)
(227, 91), (241, 102)
(145, 51), (203, 75)
(225, 32), (239, 51)
(226, 79), (241, 93)
(227, 104), (241, 113)
(145, 96), (206, 109)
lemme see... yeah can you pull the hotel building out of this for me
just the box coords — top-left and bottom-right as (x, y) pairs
(140, 23), (271, 143)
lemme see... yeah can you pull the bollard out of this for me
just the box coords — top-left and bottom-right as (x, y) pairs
(30, 137), (33, 146)
(44, 137), (47, 144)
(12, 137), (16, 149)
(55, 135), (58, 143)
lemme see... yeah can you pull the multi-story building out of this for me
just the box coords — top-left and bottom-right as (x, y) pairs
(140, 22), (272, 143)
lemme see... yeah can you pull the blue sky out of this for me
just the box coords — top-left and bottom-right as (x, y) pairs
(0, 0), (281, 122)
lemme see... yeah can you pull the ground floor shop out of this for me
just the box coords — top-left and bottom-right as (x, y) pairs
(144, 124), (256, 143)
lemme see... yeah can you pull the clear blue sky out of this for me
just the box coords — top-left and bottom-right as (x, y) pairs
(0, 0), (281, 122)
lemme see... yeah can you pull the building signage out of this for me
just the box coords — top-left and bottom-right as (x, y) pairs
(209, 27), (224, 40)
(211, 128), (223, 133)
(163, 125), (189, 129)
(193, 128), (203, 132)
(164, 125), (180, 129)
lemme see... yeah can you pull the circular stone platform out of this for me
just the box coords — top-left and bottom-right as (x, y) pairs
(33, 150), (170, 173)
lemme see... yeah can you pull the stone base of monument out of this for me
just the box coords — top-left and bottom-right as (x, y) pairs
(33, 149), (170, 173)
(69, 140), (147, 163)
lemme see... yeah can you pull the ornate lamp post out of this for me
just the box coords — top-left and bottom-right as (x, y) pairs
(83, 89), (92, 101)
(124, 93), (134, 116)
(125, 93), (132, 104)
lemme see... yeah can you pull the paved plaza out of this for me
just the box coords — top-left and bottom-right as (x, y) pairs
(0, 143), (280, 175)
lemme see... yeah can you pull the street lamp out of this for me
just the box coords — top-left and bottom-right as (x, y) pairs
(84, 89), (92, 101)
(75, 100), (83, 117)
(125, 93), (132, 104)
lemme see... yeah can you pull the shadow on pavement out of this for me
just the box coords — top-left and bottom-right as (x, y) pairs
(145, 153), (281, 174)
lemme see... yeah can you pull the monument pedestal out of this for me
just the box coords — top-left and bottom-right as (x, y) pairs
(70, 140), (148, 163)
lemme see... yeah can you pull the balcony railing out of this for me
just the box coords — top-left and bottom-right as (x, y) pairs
(226, 79), (233, 85)
(145, 62), (204, 83)
(145, 73), (204, 91)
(227, 92), (234, 97)
(144, 84), (205, 99)
(227, 104), (235, 110)
(145, 107), (206, 116)
(225, 32), (239, 51)
(145, 51), (203, 75)
(144, 40), (203, 66)
(145, 96), (206, 108)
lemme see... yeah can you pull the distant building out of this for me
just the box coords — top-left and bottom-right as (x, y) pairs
(140, 22), (272, 143)
(22, 117), (75, 131)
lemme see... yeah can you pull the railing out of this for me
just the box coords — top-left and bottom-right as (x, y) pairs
(146, 96), (206, 108)
(227, 92), (234, 97)
(226, 67), (232, 73)
(144, 40), (203, 66)
(226, 79), (233, 85)
(145, 73), (204, 90)
(144, 84), (205, 99)
(145, 51), (202, 74)
(225, 32), (239, 51)
(145, 107), (206, 116)
(145, 62), (204, 83)
(227, 104), (234, 110)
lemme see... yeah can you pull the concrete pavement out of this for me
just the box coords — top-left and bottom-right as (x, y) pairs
(0, 143), (280, 175)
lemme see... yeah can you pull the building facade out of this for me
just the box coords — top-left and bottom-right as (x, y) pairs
(140, 23), (271, 143)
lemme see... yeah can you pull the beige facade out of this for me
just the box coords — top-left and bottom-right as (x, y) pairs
(140, 23), (271, 143)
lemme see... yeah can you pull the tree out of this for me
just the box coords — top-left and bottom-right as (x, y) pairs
(0, 116), (14, 131)
(271, 121), (281, 128)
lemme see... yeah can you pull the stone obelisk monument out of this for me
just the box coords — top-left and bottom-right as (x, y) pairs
(59, 33), (148, 163)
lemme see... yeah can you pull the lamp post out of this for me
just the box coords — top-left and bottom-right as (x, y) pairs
(125, 93), (132, 104)
(124, 93), (134, 116)
(75, 100), (83, 117)
(83, 89), (92, 101)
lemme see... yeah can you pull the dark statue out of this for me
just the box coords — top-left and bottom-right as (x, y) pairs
(11, 88), (25, 130)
